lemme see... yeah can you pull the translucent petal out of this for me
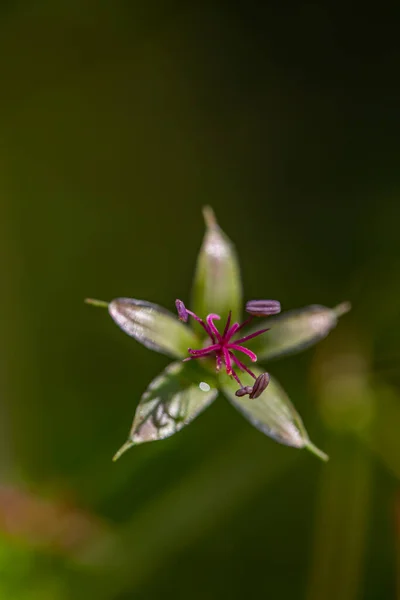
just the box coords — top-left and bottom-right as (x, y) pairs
(191, 207), (242, 330)
(247, 302), (351, 361)
(113, 361), (218, 459)
(222, 368), (328, 460)
(109, 298), (199, 358)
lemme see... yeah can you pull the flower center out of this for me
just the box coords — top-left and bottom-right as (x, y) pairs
(175, 299), (281, 397)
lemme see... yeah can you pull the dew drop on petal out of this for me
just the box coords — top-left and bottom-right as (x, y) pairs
(199, 381), (211, 392)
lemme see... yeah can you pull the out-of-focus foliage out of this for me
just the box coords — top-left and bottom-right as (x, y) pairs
(1, 2), (399, 599)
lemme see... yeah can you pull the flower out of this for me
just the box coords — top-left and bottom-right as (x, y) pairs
(86, 207), (350, 461)
(176, 297), (279, 397)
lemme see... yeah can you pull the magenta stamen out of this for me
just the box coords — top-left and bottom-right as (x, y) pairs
(229, 351), (256, 379)
(233, 327), (270, 345)
(176, 299), (276, 394)
(184, 354), (209, 362)
(186, 309), (216, 342)
(206, 314), (222, 341)
(222, 311), (232, 337)
(228, 344), (258, 362)
(231, 316), (253, 336)
(223, 347), (232, 374)
(230, 368), (243, 386)
(188, 343), (220, 356)
(226, 322), (240, 339)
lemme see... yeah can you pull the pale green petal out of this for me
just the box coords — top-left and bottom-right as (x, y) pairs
(221, 368), (328, 460)
(113, 361), (218, 459)
(247, 302), (351, 361)
(191, 207), (242, 328)
(109, 298), (199, 358)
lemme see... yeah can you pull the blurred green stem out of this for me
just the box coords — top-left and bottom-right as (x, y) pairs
(307, 436), (372, 600)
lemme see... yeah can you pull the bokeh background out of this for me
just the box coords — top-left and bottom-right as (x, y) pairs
(1, 2), (400, 599)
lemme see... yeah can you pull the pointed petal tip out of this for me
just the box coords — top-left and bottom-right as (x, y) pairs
(334, 301), (352, 317)
(305, 441), (329, 462)
(202, 205), (218, 229)
(85, 298), (109, 308)
(112, 440), (135, 462)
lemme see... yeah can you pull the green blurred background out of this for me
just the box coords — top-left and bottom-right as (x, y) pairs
(1, 2), (400, 599)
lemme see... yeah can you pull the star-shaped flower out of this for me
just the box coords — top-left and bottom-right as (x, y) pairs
(87, 207), (350, 461)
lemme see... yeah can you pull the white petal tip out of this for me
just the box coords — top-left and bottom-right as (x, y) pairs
(112, 440), (134, 462)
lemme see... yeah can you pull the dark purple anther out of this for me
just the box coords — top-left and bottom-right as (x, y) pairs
(246, 300), (281, 317)
(235, 373), (270, 399)
(235, 386), (253, 397)
(249, 372), (270, 399)
(175, 299), (188, 322)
